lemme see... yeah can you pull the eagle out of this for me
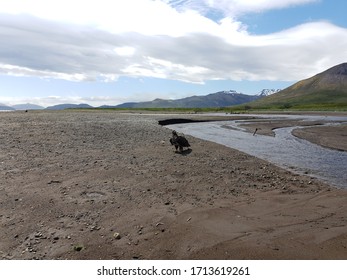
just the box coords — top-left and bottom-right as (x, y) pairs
(170, 130), (190, 152)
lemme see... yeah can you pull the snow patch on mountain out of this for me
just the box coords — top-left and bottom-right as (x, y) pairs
(258, 89), (281, 96)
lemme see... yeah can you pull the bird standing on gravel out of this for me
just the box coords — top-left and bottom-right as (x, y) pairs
(170, 130), (190, 153)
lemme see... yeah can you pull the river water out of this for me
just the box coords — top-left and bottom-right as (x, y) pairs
(168, 114), (347, 189)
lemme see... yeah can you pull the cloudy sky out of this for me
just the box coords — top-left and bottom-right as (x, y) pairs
(0, 0), (346, 107)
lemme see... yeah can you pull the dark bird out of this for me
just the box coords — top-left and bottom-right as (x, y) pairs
(169, 137), (179, 151)
(170, 130), (190, 152)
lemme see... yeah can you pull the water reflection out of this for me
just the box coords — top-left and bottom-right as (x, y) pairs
(168, 114), (347, 189)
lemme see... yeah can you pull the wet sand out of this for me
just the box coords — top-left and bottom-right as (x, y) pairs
(0, 111), (346, 259)
(292, 124), (347, 152)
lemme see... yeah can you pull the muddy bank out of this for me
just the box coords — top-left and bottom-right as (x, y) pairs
(292, 124), (347, 152)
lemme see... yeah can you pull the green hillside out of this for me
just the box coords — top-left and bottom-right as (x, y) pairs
(234, 63), (347, 111)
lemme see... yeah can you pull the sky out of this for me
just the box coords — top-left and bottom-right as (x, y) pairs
(0, 0), (346, 107)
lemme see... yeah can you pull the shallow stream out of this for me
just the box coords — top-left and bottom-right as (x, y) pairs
(168, 114), (347, 189)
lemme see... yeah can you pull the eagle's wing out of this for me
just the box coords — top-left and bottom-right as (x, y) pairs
(177, 136), (190, 147)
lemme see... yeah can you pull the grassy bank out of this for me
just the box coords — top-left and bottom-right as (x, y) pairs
(68, 104), (347, 114)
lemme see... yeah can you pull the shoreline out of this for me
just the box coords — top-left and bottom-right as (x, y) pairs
(0, 111), (346, 259)
(158, 113), (347, 152)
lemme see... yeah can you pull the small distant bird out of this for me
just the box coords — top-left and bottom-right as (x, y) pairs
(170, 130), (190, 152)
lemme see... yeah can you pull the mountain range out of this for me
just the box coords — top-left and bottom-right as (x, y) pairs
(45, 103), (94, 110)
(0, 103), (16, 111)
(112, 90), (262, 108)
(0, 103), (45, 111)
(0, 89), (277, 110)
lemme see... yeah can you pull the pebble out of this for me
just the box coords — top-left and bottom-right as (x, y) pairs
(113, 232), (121, 240)
(48, 180), (62, 184)
(34, 232), (43, 238)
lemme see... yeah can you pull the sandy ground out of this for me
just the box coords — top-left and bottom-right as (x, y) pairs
(0, 110), (346, 260)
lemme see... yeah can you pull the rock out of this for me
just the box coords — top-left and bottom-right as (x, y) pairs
(73, 245), (84, 252)
(34, 232), (43, 238)
(48, 180), (62, 184)
(113, 232), (121, 240)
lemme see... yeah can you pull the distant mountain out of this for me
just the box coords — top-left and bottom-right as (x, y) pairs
(0, 103), (15, 110)
(12, 103), (44, 110)
(114, 90), (260, 108)
(99, 103), (138, 109)
(244, 62), (347, 109)
(46, 103), (94, 110)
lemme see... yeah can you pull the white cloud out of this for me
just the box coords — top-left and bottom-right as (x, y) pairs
(0, 0), (346, 87)
(0, 63), (90, 81)
(0, 0), (218, 36)
(172, 0), (319, 16)
(114, 46), (136, 57)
